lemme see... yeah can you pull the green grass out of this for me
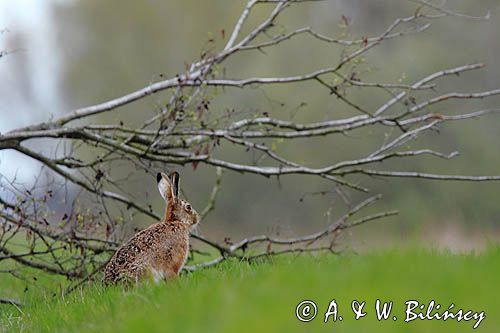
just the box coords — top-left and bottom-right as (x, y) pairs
(1, 248), (499, 332)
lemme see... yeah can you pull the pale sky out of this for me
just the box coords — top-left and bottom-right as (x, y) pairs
(0, 0), (70, 182)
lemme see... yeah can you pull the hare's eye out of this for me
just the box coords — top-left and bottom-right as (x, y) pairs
(185, 204), (192, 212)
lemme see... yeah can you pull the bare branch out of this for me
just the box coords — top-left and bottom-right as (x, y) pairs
(1, 0), (498, 283)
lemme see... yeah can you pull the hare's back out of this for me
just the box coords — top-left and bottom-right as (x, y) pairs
(104, 222), (189, 283)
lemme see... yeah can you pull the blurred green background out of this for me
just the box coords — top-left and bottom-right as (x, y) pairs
(0, 0), (499, 251)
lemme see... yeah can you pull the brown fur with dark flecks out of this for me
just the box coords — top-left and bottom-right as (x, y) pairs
(103, 171), (199, 285)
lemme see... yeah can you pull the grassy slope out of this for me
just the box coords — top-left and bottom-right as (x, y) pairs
(1, 248), (499, 333)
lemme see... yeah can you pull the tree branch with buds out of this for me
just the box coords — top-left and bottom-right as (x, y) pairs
(0, 0), (498, 293)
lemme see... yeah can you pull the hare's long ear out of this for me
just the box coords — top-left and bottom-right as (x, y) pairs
(157, 172), (176, 222)
(169, 171), (180, 198)
(157, 172), (174, 202)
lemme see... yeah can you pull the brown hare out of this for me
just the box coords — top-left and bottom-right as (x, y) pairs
(103, 171), (199, 285)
